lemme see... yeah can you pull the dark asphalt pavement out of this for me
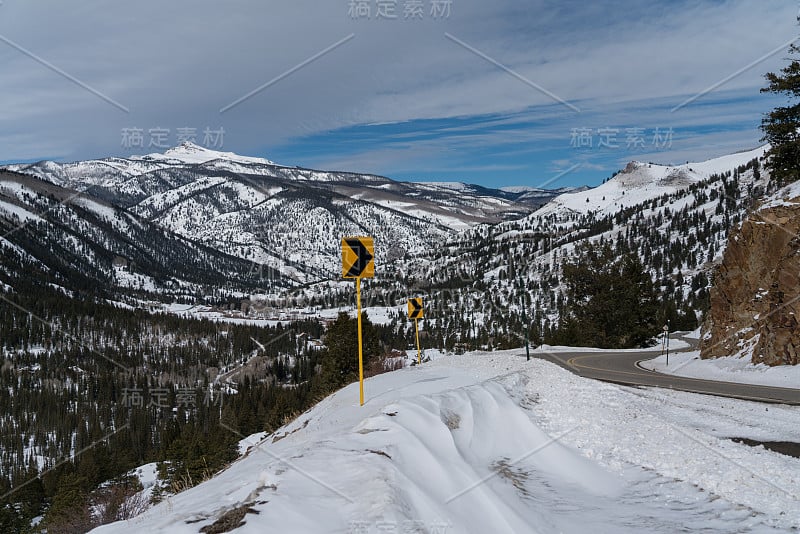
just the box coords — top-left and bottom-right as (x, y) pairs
(532, 337), (800, 405)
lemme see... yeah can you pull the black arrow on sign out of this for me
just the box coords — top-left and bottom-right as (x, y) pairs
(345, 238), (373, 278)
(409, 298), (423, 319)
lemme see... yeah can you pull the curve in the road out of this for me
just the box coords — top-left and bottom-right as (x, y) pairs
(534, 339), (800, 405)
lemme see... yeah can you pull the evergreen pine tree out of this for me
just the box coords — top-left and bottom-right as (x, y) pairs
(318, 312), (379, 391)
(761, 44), (800, 185)
(560, 242), (658, 348)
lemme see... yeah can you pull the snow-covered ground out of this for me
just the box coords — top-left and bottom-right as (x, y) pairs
(129, 463), (160, 503)
(641, 350), (800, 389)
(160, 303), (402, 328)
(93, 349), (800, 533)
(535, 338), (690, 353)
(318, 305), (403, 325)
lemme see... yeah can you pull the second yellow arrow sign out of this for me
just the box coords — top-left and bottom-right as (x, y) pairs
(408, 297), (424, 365)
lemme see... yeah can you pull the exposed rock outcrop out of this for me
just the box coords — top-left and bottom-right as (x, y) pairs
(701, 197), (800, 365)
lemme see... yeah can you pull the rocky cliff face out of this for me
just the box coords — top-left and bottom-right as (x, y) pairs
(701, 197), (800, 365)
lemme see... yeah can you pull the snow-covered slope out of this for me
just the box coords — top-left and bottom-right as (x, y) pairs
(0, 169), (278, 296)
(92, 350), (800, 533)
(537, 146), (767, 217)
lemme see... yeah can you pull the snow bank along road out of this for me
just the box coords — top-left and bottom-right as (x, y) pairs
(536, 336), (800, 405)
(93, 350), (800, 533)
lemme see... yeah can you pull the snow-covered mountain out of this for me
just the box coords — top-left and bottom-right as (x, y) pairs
(5, 143), (569, 285)
(0, 143), (776, 315)
(535, 147), (767, 218)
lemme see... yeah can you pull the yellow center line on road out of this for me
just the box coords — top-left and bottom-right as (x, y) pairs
(565, 354), (646, 379)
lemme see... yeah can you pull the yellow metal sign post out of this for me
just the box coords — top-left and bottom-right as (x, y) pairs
(408, 297), (424, 365)
(342, 236), (375, 406)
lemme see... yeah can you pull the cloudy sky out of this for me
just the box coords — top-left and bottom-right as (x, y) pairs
(0, 0), (797, 187)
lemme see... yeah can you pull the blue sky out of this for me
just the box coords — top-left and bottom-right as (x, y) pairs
(270, 88), (779, 188)
(0, 0), (796, 188)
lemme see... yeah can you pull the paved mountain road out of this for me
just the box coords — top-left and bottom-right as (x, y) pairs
(532, 337), (800, 405)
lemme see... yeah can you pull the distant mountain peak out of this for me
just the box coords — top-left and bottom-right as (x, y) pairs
(137, 142), (277, 166)
(500, 185), (544, 193)
(164, 140), (210, 155)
